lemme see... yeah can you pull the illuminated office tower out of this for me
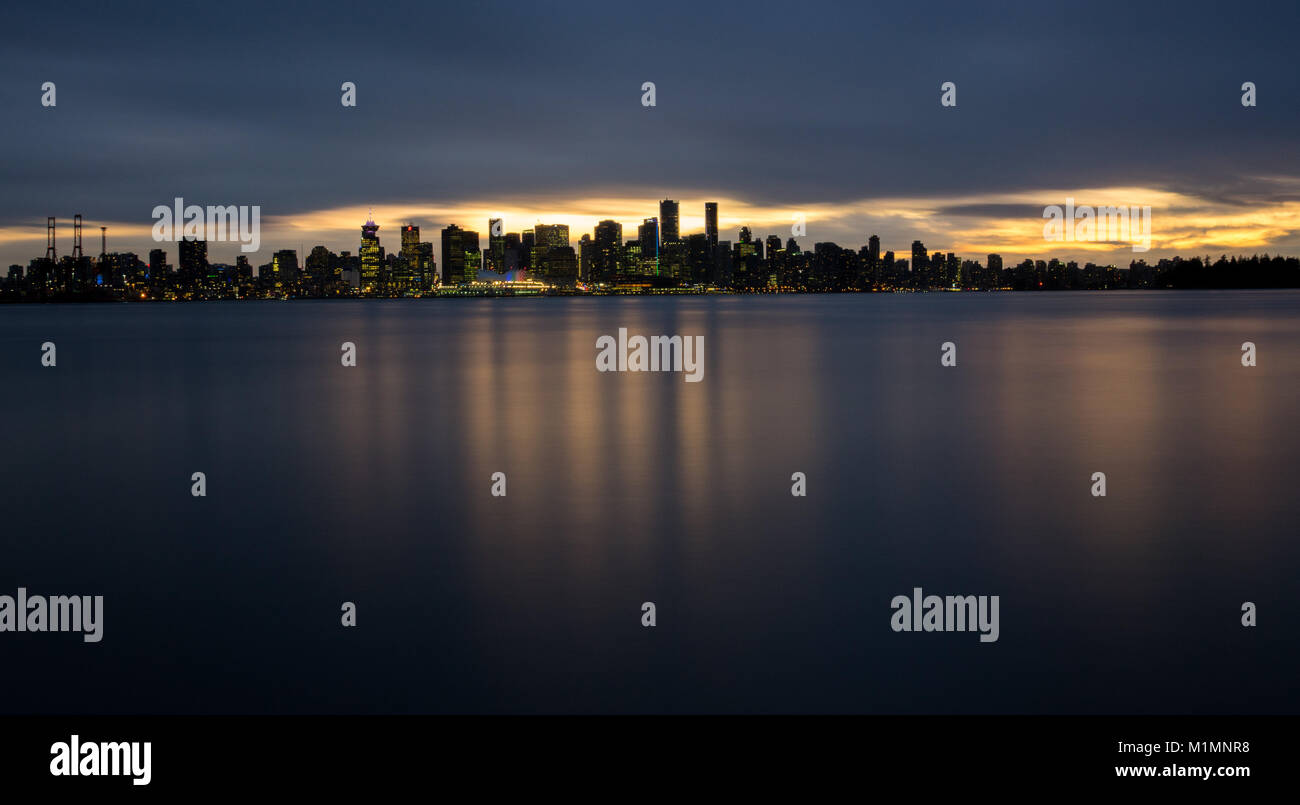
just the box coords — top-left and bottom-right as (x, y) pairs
(401, 224), (420, 265)
(399, 224), (421, 290)
(271, 249), (298, 290)
(532, 223), (569, 282)
(659, 199), (679, 244)
(418, 242), (435, 289)
(705, 202), (718, 248)
(765, 234), (782, 261)
(460, 229), (481, 284)
(487, 219), (506, 273)
(731, 227), (760, 288)
(533, 223), (569, 250)
(624, 239), (642, 272)
(638, 218), (659, 273)
(578, 234), (594, 281)
(360, 215), (382, 292)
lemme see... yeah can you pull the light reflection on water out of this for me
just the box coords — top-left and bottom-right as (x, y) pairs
(0, 291), (1296, 713)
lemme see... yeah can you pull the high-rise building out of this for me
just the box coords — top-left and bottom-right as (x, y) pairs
(685, 234), (711, 285)
(360, 215), (382, 292)
(592, 219), (623, 283)
(178, 237), (207, 283)
(624, 239), (642, 271)
(533, 223), (568, 250)
(911, 240), (928, 288)
(520, 229), (535, 275)
(148, 249), (167, 281)
(705, 202), (718, 248)
(659, 199), (679, 244)
(987, 253), (1003, 286)
(418, 243), (434, 289)
(502, 232), (521, 277)
(401, 224), (420, 265)
(765, 234), (783, 261)
(638, 218), (659, 273)
(545, 246), (578, 287)
(440, 225), (466, 286)
(531, 224), (569, 283)
(305, 246), (334, 293)
(578, 235), (595, 282)
(460, 229), (481, 284)
(398, 224), (423, 290)
(733, 228), (759, 288)
(487, 219), (506, 273)
(271, 249), (299, 290)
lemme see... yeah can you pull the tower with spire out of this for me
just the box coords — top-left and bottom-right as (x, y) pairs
(360, 210), (382, 293)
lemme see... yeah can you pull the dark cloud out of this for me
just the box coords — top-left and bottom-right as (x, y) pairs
(935, 204), (1045, 219)
(2, 0), (1298, 262)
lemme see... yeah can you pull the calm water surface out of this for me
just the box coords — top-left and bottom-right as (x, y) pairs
(1, 291), (1296, 713)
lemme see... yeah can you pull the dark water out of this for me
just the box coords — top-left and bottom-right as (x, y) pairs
(2, 292), (1297, 714)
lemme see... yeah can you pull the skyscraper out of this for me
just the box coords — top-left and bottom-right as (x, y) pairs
(911, 240), (928, 288)
(520, 229), (535, 275)
(659, 199), (679, 245)
(988, 253), (1003, 286)
(593, 219), (623, 283)
(487, 219), (506, 274)
(533, 223), (569, 251)
(705, 202), (718, 249)
(401, 224), (420, 265)
(271, 249), (299, 290)
(148, 249), (166, 281)
(178, 237), (207, 284)
(638, 218), (659, 273)
(532, 224), (569, 283)
(305, 245), (334, 294)
(440, 224), (466, 286)
(503, 232), (521, 277)
(397, 224), (422, 289)
(360, 215), (382, 292)
(460, 229), (481, 284)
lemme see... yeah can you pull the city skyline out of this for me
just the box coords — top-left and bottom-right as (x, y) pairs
(7, 195), (1299, 301)
(6, 186), (1300, 270)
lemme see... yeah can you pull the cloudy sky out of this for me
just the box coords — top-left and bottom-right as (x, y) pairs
(2, 0), (1299, 267)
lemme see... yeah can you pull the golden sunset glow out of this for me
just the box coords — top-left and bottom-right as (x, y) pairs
(5, 185), (1300, 264)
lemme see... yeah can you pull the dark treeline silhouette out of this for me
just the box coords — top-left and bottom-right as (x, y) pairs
(1150, 254), (1300, 289)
